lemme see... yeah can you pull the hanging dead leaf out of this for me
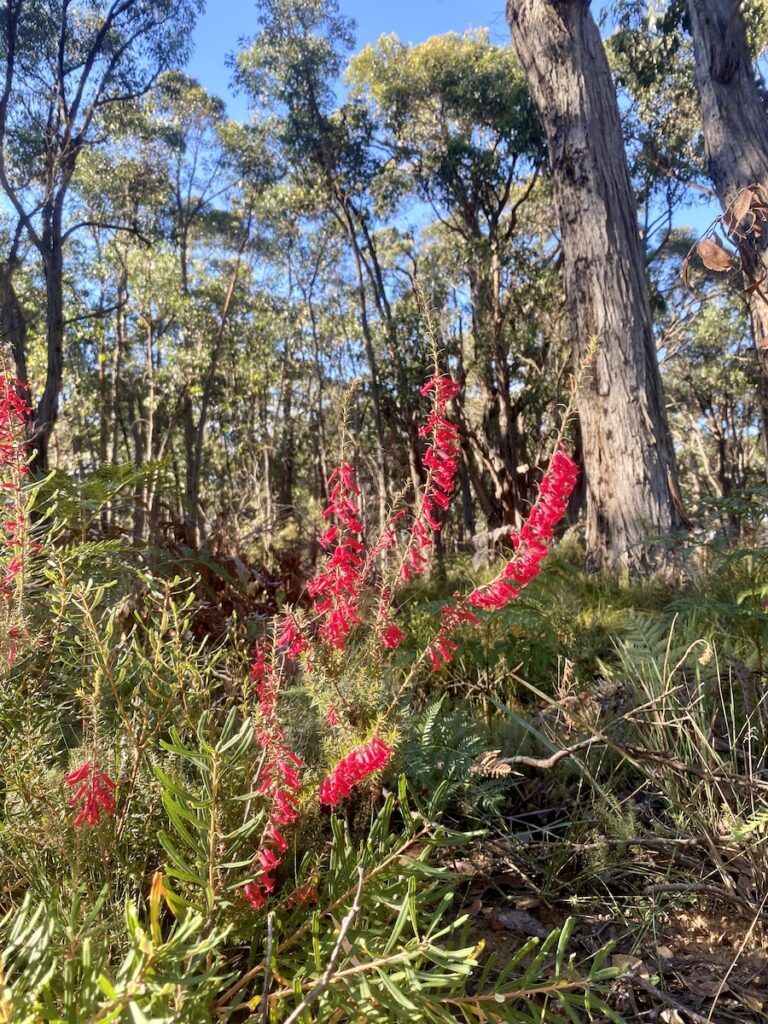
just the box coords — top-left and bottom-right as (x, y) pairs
(496, 909), (550, 938)
(681, 969), (727, 999)
(697, 237), (732, 272)
(470, 750), (520, 778)
(724, 187), (755, 235)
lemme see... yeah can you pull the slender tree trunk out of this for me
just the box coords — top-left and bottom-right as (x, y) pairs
(0, 260), (26, 382)
(686, 0), (768, 476)
(339, 202), (389, 534)
(276, 341), (295, 523)
(34, 219), (65, 472)
(507, 0), (684, 572)
(110, 264), (127, 467)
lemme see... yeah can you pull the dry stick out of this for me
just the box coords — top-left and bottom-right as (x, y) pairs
(645, 882), (758, 915)
(498, 738), (597, 770)
(213, 827), (429, 1013)
(625, 970), (713, 1024)
(259, 912), (275, 1024)
(281, 866), (365, 1024)
(497, 730), (768, 795)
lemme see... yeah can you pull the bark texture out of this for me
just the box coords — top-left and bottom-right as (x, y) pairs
(507, 0), (683, 571)
(686, 0), (768, 458)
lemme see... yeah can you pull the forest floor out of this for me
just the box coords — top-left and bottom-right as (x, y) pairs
(389, 541), (768, 1022)
(457, 840), (767, 1022)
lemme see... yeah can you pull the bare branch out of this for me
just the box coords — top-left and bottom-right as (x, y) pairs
(281, 866), (365, 1024)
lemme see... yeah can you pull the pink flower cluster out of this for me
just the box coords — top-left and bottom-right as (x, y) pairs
(468, 450), (578, 611)
(276, 614), (308, 660)
(65, 761), (117, 826)
(426, 603), (480, 672)
(0, 377), (30, 600)
(308, 462), (365, 650)
(424, 449), (578, 671)
(0, 377), (29, 470)
(246, 641), (304, 910)
(318, 736), (393, 806)
(401, 375), (460, 582)
(237, 378), (577, 913)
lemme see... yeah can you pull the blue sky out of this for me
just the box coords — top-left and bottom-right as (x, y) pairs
(187, 0), (512, 116)
(185, 0), (716, 234)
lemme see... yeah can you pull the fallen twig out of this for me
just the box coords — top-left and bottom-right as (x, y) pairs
(281, 865), (365, 1024)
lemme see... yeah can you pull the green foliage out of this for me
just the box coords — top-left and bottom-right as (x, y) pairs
(155, 709), (266, 916)
(0, 890), (230, 1023)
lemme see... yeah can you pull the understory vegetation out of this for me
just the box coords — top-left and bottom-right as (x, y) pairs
(2, 436), (768, 1022)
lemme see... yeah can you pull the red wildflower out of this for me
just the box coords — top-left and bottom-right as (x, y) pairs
(467, 449), (578, 612)
(421, 451), (578, 672)
(0, 378), (29, 470)
(380, 622), (405, 649)
(247, 638), (304, 911)
(426, 636), (457, 671)
(276, 615), (308, 660)
(308, 462), (366, 650)
(243, 882), (267, 910)
(65, 761), (117, 827)
(400, 374), (460, 583)
(318, 736), (393, 806)
(0, 377), (31, 602)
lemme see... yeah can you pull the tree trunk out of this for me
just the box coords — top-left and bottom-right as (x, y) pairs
(507, 0), (684, 572)
(686, 0), (768, 474)
(34, 240), (65, 473)
(0, 260), (28, 391)
(339, 201), (389, 535)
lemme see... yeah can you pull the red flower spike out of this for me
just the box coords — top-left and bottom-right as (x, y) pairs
(467, 449), (578, 613)
(318, 736), (393, 806)
(65, 761), (117, 827)
(0, 377), (32, 603)
(307, 460), (369, 651)
(246, 636), (305, 911)
(400, 374), (460, 583)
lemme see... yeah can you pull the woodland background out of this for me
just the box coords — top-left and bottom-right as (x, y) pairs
(2, 0), (766, 570)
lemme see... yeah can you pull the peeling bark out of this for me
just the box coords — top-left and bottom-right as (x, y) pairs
(507, 0), (684, 571)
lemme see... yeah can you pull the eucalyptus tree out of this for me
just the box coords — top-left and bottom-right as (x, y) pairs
(0, 0), (203, 469)
(236, 0), (396, 532)
(683, 0), (768, 465)
(608, 0), (705, 260)
(507, 0), (685, 572)
(348, 31), (556, 528)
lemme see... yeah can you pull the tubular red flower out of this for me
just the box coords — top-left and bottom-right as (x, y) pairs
(380, 622), (405, 649)
(65, 761), (117, 827)
(246, 638), (305, 911)
(276, 615), (308, 660)
(400, 374), (460, 583)
(318, 736), (393, 806)
(467, 449), (578, 613)
(244, 882), (267, 910)
(308, 461), (367, 651)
